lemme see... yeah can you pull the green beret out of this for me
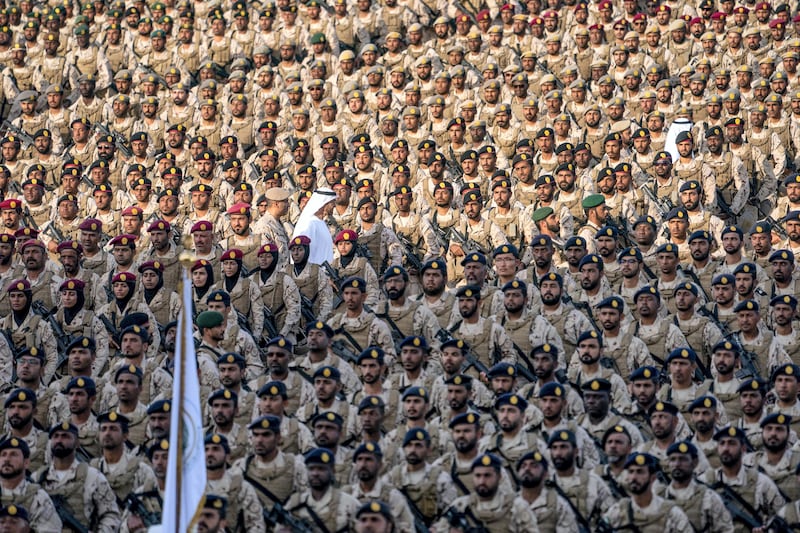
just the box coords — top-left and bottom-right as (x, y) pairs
(532, 207), (554, 222)
(582, 193), (605, 209)
(196, 310), (224, 329)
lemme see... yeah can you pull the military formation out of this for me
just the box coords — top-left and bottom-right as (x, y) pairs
(5, 0), (800, 532)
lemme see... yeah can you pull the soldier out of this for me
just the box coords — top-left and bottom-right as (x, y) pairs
(384, 428), (456, 527)
(328, 277), (395, 360)
(0, 389), (48, 473)
(205, 388), (249, 463)
(0, 280), (57, 384)
(480, 393), (547, 489)
(516, 450), (580, 531)
(203, 291), (262, 380)
(448, 285), (515, 372)
(254, 381), (315, 455)
(0, 435), (62, 531)
(231, 414), (306, 512)
(345, 442), (415, 533)
(91, 411), (157, 505)
(703, 426), (785, 531)
(547, 429), (615, 530)
(600, 452), (692, 531)
(37, 421), (120, 532)
(380, 265), (441, 343)
(743, 412), (800, 502)
(203, 432), (265, 533)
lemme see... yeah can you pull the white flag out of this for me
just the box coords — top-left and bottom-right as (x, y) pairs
(161, 268), (206, 532)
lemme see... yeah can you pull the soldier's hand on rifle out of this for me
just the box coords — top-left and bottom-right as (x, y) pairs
(126, 513), (145, 533)
(47, 240), (59, 254)
(450, 243), (465, 257)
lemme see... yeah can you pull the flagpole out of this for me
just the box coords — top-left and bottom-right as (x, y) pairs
(160, 244), (207, 532)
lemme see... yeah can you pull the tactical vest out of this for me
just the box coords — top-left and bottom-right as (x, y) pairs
(228, 119), (255, 151)
(543, 309), (577, 357)
(334, 314), (373, 353)
(56, 307), (95, 339)
(704, 153), (735, 205)
(445, 455), (475, 496)
(514, 184), (538, 208)
(674, 315), (711, 367)
(738, 331), (772, 378)
(104, 45), (126, 73)
(39, 57), (67, 88)
(94, 455), (142, 502)
(227, 277), (254, 319)
(291, 264), (322, 317)
(635, 320), (670, 363)
(502, 315), (535, 355)
(687, 211), (712, 235)
(664, 482), (705, 531)
(388, 465), (442, 520)
(176, 45), (199, 77)
(207, 37), (232, 67)
(360, 224), (385, 276)
(618, 497), (676, 531)
(584, 129), (607, 159)
(280, 416), (303, 455)
(29, 273), (56, 310)
(556, 469), (594, 520)
(755, 450), (800, 502)
(10, 315), (43, 354)
(258, 273), (287, 332)
(456, 319), (496, 369)
(534, 488), (560, 532)
(74, 46), (99, 76)
(770, 121), (792, 159)
(488, 208), (523, 249)
(384, 300), (419, 339)
(40, 462), (91, 527)
(219, 323), (241, 354)
(557, 192), (585, 226)
(667, 40), (692, 68)
(243, 454), (296, 506)
(0, 479), (41, 520)
(603, 330), (636, 378)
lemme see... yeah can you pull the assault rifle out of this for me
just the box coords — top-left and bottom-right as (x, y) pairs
(442, 507), (489, 533)
(330, 339), (359, 365)
(31, 301), (71, 375)
(398, 235), (424, 273)
(123, 492), (161, 527)
(51, 495), (90, 533)
(710, 481), (762, 530)
(697, 307), (760, 379)
(447, 225), (488, 256)
(1, 120), (34, 149)
(299, 294), (317, 323)
(262, 306), (279, 340)
(264, 503), (313, 533)
(93, 122), (133, 158)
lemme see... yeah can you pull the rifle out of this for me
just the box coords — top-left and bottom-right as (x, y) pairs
(264, 503), (313, 533)
(299, 294), (317, 323)
(99, 314), (120, 346)
(447, 146), (465, 182)
(374, 145), (391, 169)
(442, 507), (489, 533)
(750, 197), (788, 239)
(21, 207), (39, 231)
(428, 219), (451, 252)
(123, 492), (161, 527)
(93, 122), (133, 159)
(51, 494), (90, 533)
(1, 120), (34, 149)
(447, 225), (488, 256)
(605, 216), (633, 249)
(678, 265), (711, 301)
(330, 339), (359, 365)
(544, 480), (592, 533)
(396, 486), (432, 533)
(716, 189), (738, 220)
(322, 260), (344, 309)
(508, 341), (538, 383)
(31, 302), (71, 374)
(697, 307), (760, 379)
(398, 235), (424, 272)
(710, 481), (762, 530)
(44, 222), (65, 244)
(262, 306), (279, 340)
